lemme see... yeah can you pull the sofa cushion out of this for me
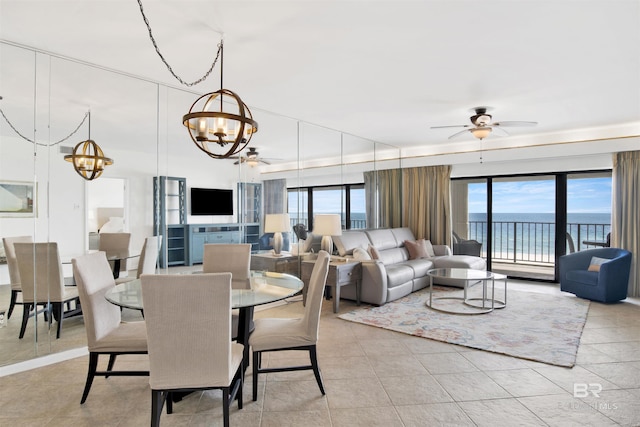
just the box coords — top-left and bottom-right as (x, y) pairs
(588, 256), (609, 272)
(377, 247), (409, 265)
(333, 231), (371, 256)
(402, 259), (434, 277)
(385, 264), (415, 288)
(390, 227), (416, 245)
(567, 270), (599, 286)
(366, 229), (398, 251)
(432, 255), (486, 270)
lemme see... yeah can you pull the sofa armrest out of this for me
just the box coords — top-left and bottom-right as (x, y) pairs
(432, 245), (452, 256)
(360, 260), (388, 306)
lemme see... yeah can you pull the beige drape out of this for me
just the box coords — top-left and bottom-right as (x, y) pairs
(402, 165), (452, 246)
(364, 165), (452, 245)
(612, 151), (640, 297)
(364, 169), (403, 229)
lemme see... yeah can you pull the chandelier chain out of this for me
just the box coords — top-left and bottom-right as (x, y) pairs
(0, 108), (89, 147)
(136, 0), (222, 87)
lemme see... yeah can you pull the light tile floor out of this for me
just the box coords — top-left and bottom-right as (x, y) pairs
(1, 280), (639, 426)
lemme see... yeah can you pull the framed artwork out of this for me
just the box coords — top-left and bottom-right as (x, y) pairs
(0, 180), (37, 217)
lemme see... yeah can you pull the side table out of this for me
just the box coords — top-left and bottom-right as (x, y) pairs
(250, 252), (301, 277)
(301, 259), (361, 313)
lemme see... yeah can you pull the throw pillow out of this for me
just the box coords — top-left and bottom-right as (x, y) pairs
(405, 239), (428, 260)
(405, 239), (436, 260)
(588, 256), (609, 272)
(353, 247), (372, 261)
(367, 244), (380, 260)
(423, 239), (436, 257)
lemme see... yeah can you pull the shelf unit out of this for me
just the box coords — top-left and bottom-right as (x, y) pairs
(153, 176), (187, 267)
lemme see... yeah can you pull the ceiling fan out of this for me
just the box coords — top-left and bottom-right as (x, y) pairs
(431, 106), (537, 140)
(232, 147), (272, 166)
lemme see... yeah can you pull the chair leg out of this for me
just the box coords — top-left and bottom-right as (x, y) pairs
(53, 302), (63, 339)
(166, 392), (173, 414)
(252, 351), (260, 401)
(151, 390), (164, 427)
(81, 353), (99, 404)
(309, 345), (325, 395)
(105, 354), (117, 378)
(19, 303), (32, 339)
(223, 387), (230, 427)
(8, 290), (19, 319)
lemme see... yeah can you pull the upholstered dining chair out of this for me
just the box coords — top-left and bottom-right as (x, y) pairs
(203, 243), (252, 289)
(249, 250), (330, 401)
(141, 273), (244, 427)
(115, 235), (161, 284)
(14, 242), (82, 339)
(203, 243), (252, 340)
(99, 232), (131, 275)
(72, 251), (148, 404)
(3, 235), (32, 319)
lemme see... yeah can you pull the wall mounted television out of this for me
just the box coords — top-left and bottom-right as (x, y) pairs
(190, 187), (233, 216)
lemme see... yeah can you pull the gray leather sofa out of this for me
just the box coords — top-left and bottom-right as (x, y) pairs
(333, 227), (486, 306)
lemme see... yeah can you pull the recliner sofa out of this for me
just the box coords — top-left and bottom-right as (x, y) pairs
(333, 227), (486, 306)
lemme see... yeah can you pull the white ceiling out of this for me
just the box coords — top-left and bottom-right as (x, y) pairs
(1, 0), (639, 163)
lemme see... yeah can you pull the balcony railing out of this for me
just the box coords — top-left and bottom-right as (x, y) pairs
(468, 221), (611, 264)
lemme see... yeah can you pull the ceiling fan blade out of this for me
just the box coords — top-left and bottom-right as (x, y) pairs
(448, 129), (471, 140)
(260, 159), (271, 165)
(431, 124), (471, 129)
(492, 121), (538, 127)
(492, 126), (510, 136)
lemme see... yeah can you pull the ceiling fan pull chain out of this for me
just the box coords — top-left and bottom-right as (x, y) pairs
(136, 0), (221, 87)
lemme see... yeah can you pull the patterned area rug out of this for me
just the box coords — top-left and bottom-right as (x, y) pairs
(339, 286), (590, 367)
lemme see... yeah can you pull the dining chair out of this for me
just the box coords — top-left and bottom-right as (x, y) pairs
(14, 242), (82, 339)
(203, 243), (252, 289)
(203, 243), (252, 339)
(141, 272), (244, 427)
(99, 232), (131, 275)
(72, 251), (148, 404)
(2, 235), (33, 319)
(249, 250), (330, 401)
(115, 235), (161, 284)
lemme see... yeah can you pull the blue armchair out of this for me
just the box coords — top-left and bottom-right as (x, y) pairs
(559, 248), (632, 303)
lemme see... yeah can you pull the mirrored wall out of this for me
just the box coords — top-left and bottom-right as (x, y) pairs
(0, 40), (400, 367)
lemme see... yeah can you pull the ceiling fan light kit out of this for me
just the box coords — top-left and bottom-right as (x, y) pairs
(432, 106), (537, 141)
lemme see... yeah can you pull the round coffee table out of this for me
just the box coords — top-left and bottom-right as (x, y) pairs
(426, 268), (506, 315)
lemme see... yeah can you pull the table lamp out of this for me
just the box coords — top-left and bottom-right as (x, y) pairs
(313, 214), (342, 256)
(264, 213), (290, 256)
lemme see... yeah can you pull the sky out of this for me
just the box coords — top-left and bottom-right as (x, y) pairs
(469, 177), (612, 214)
(287, 176), (612, 216)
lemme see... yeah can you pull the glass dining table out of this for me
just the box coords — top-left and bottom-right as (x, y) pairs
(104, 270), (304, 372)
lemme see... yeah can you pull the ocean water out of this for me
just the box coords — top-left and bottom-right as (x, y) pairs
(468, 212), (611, 261)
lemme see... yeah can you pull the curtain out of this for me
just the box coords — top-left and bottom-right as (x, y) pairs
(612, 151), (640, 297)
(263, 179), (287, 215)
(366, 169), (403, 228)
(402, 165), (452, 246)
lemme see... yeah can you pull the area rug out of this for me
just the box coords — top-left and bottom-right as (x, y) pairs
(338, 287), (590, 367)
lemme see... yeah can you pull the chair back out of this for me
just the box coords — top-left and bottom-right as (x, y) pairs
(141, 273), (234, 390)
(135, 236), (161, 278)
(14, 242), (65, 303)
(3, 236), (33, 290)
(566, 232), (576, 254)
(203, 243), (251, 290)
(303, 250), (330, 342)
(72, 251), (121, 349)
(99, 232), (131, 271)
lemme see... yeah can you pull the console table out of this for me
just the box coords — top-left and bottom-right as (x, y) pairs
(301, 259), (361, 313)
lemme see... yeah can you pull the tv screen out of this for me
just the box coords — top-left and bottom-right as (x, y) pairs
(190, 188), (233, 216)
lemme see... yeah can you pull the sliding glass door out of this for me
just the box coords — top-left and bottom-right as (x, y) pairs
(452, 171), (612, 282)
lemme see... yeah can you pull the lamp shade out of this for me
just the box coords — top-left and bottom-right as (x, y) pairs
(264, 213), (290, 233)
(313, 214), (342, 236)
(470, 127), (492, 140)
